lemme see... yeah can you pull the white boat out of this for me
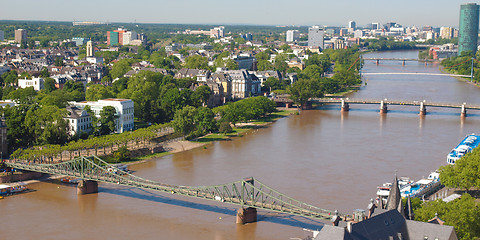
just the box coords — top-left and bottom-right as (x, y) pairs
(401, 171), (441, 198)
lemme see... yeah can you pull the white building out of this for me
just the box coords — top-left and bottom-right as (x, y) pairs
(71, 98), (134, 133)
(286, 30), (300, 42)
(122, 31), (138, 45)
(18, 77), (44, 91)
(308, 26), (325, 49)
(65, 106), (92, 136)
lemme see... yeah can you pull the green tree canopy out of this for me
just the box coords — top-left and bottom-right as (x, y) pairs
(184, 55), (209, 70)
(415, 194), (480, 240)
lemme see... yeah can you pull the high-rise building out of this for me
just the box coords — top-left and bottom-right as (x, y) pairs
(86, 40), (94, 57)
(107, 31), (119, 46)
(0, 30), (4, 41)
(286, 30), (300, 42)
(459, 3), (479, 55)
(308, 26), (324, 49)
(348, 21), (356, 30)
(440, 27), (454, 39)
(14, 29), (27, 43)
(372, 23), (380, 30)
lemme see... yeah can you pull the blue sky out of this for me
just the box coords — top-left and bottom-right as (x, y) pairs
(0, 0), (473, 27)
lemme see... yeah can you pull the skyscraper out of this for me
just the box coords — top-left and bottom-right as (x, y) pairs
(348, 21), (356, 30)
(286, 30), (300, 42)
(14, 29), (27, 43)
(308, 26), (324, 49)
(458, 3), (479, 56)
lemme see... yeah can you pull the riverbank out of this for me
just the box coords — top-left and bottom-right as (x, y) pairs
(128, 109), (297, 165)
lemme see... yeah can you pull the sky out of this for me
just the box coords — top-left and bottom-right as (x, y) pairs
(0, 0), (474, 27)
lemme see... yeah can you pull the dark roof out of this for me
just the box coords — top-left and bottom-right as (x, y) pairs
(314, 210), (458, 240)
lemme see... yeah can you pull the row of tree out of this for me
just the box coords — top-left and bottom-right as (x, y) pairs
(172, 96), (277, 139)
(10, 123), (171, 161)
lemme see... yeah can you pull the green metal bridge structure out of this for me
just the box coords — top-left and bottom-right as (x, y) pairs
(4, 156), (341, 224)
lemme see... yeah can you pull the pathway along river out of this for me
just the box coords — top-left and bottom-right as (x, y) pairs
(4, 50), (480, 240)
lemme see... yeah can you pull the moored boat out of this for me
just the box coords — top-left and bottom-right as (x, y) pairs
(447, 134), (480, 164)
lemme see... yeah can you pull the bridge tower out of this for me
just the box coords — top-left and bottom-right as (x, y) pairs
(236, 178), (257, 224)
(419, 102), (426, 116)
(77, 180), (98, 195)
(341, 99), (350, 112)
(461, 104), (467, 118)
(379, 101), (388, 114)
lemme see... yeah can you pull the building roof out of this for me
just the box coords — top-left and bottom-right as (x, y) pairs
(313, 210), (458, 240)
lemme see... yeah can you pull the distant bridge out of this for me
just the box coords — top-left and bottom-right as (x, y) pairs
(363, 58), (437, 62)
(312, 98), (478, 117)
(362, 58), (438, 66)
(3, 156), (340, 224)
(362, 72), (471, 78)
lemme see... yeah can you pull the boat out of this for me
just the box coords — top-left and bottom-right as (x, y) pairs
(0, 183), (28, 196)
(376, 177), (414, 201)
(60, 176), (81, 184)
(447, 134), (480, 164)
(107, 164), (129, 174)
(400, 171), (441, 198)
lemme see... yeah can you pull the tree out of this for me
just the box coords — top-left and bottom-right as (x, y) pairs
(97, 106), (117, 136)
(192, 85), (212, 106)
(54, 57), (64, 67)
(262, 77), (282, 92)
(287, 78), (323, 110)
(24, 105), (69, 145)
(6, 87), (37, 104)
(4, 105), (36, 149)
(86, 84), (115, 101)
(2, 70), (18, 86)
(194, 107), (217, 135)
(301, 65), (324, 80)
(111, 59), (134, 79)
(255, 51), (269, 61)
(43, 77), (56, 93)
(439, 148), (480, 191)
(172, 106), (197, 139)
(415, 194), (480, 240)
(184, 55), (209, 70)
(257, 60), (274, 71)
(40, 67), (50, 78)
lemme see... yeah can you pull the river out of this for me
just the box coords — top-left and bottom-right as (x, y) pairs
(3, 50), (480, 240)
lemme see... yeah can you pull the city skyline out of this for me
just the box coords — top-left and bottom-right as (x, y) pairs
(0, 0), (472, 27)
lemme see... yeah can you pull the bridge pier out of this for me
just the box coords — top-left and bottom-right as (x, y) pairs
(402, 60), (405, 66)
(77, 180), (98, 195)
(461, 104), (467, 118)
(419, 102), (426, 116)
(341, 99), (349, 112)
(236, 207), (257, 224)
(379, 101), (387, 114)
(376, 59), (379, 65)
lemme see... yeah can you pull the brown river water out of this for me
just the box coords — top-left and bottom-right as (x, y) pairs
(3, 50), (480, 240)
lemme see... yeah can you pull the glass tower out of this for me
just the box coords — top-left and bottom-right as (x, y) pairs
(459, 3), (479, 56)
